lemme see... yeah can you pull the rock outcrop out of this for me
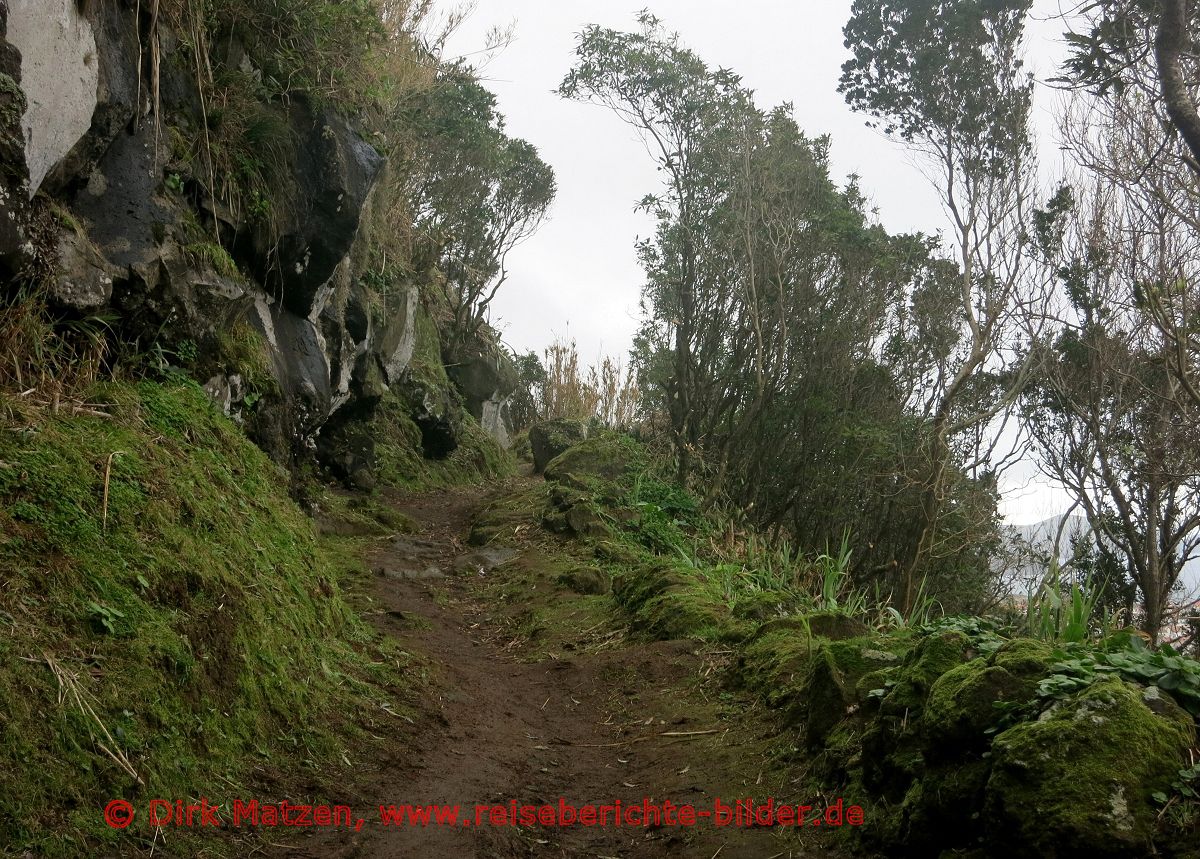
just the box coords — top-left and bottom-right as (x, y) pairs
(0, 0), (516, 483)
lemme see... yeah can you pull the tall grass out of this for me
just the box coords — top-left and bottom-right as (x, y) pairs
(815, 529), (869, 615)
(540, 337), (640, 427)
(0, 286), (112, 402)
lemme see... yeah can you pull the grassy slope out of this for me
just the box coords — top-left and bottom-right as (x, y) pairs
(0, 377), (421, 856)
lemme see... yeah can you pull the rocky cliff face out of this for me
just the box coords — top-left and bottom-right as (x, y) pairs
(0, 0), (517, 481)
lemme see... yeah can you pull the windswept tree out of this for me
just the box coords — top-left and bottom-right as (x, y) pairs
(841, 0), (1046, 610)
(563, 14), (1006, 611)
(406, 66), (556, 349)
(560, 12), (752, 481)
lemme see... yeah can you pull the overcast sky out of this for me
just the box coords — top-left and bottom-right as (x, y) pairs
(443, 1), (1080, 526)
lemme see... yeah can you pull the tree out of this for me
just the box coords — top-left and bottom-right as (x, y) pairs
(562, 15), (1007, 611)
(1023, 92), (1200, 643)
(1025, 190), (1200, 642)
(560, 13), (751, 482)
(841, 0), (1045, 611)
(406, 66), (556, 350)
(1059, 0), (1200, 408)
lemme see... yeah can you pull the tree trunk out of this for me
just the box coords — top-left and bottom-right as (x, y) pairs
(1157, 0), (1200, 170)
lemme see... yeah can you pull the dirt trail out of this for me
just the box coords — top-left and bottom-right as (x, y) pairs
(274, 479), (826, 859)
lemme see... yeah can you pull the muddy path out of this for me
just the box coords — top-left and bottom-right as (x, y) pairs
(272, 479), (829, 859)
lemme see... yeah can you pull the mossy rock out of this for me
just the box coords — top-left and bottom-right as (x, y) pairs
(737, 629), (814, 707)
(924, 660), (1024, 752)
(592, 539), (643, 567)
(804, 611), (871, 640)
(856, 631), (972, 800)
(924, 638), (1054, 756)
(815, 720), (866, 784)
(636, 583), (734, 641)
(886, 759), (992, 854)
(861, 717), (925, 803)
(990, 637), (1055, 675)
(564, 502), (611, 539)
(856, 666), (901, 707)
(880, 630), (973, 716)
(528, 419), (588, 473)
(731, 589), (790, 621)
(542, 430), (642, 484)
(611, 560), (689, 613)
(803, 638), (903, 746)
(556, 565), (611, 596)
(984, 676), (1197, 857)
(805, 646), (857, 746)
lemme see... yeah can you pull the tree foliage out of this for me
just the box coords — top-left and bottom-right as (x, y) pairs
(564, 13), (1008, 613)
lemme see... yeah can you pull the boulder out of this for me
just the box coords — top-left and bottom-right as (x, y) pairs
(557, 564), (611, 595)
(0, 3), (35, 279)
(529, 419), (588, 474)
(5, 0), (98, 194)
(445, 333), (519, 447)
(258, 104), (384, 318)
(50, 226), (117, 310)
(984, 676), (1196, 857)
(924, 638), (1053, 755)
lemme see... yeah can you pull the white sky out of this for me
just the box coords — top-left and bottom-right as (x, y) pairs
(443, 1), (1077, 526)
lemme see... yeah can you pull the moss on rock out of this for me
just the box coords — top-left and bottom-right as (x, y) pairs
(612, 560), (734, 641)
(528, 418), (588, 473)
(984, 675), (1197, 857)
(542, 429), (644, 484)
(803, 637), (904, 746)
(879, 630), (973, 716)
(924, 638), (1054, 756)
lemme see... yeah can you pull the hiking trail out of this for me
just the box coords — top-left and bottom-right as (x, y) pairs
(274, 476), (829, 859)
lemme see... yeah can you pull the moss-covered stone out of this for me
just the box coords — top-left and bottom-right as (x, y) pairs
(610, 560), (734, 641)
(889, 759), (991, 854)
(528, 418), (588, 473)
(636, 583), (734, 641)
(738, 628), (814, 708)
(730, 589), (790, 621)
(593, 539), (644, 568)
(542, 429), (644, 484)
(564, 501), (611, 539)
(984, 676), (1197, 857)
(556, 564), (612, 595)
(990, 637), (1055, 675)
(803, 637), (904, 746)
(880, 630), (973, 716)
(805, 611), (871, 640)
(924, 638), (1054, 756)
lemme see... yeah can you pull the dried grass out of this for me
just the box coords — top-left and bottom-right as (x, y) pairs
(541, 337), (640, 428)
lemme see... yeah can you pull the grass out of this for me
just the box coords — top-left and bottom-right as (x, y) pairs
(0, 376), (416, 856)
(183, 241), (241, 280)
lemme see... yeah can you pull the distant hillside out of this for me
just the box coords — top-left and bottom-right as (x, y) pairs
(1001, 514), (1200, 591)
